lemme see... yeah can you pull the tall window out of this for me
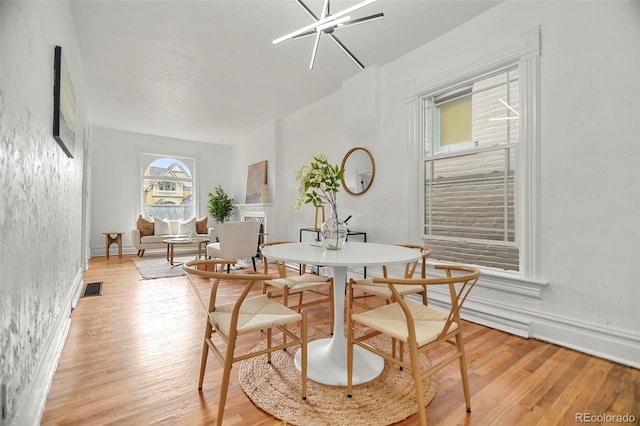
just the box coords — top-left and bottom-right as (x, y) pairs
(142, 155), (194, 220)
(423, 67), (519, 271)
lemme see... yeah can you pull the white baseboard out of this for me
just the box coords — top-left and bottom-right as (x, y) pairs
(426, 292), (640, 369)
(12, 269), (83, 426)
(528, 319), (640, 369)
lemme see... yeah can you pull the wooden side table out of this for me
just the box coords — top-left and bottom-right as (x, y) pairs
(103, 232), (123, 259)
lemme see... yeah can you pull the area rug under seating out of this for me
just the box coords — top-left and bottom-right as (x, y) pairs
(133, 257), (253, 280)
(133, 257), (188, 279)
(239, 326), (438, 426)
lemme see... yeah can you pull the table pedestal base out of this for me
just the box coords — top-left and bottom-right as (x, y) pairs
(294, 337), (384, 386)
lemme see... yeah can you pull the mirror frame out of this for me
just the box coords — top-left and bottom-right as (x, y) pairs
(340, 147), (376, 196)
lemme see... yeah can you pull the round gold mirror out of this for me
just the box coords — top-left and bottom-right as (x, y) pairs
(341, 147), (375, 196)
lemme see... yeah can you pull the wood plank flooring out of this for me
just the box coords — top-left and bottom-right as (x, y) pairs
(41, 255), (639, 425)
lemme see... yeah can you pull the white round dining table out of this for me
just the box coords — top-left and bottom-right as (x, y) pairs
(260, 241), (421, 386)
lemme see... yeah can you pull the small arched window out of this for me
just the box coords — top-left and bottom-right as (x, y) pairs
(142, 155), (194, 220)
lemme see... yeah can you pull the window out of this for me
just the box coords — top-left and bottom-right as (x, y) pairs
(142, 155), (195, 220)
(423, 67), (520, 271)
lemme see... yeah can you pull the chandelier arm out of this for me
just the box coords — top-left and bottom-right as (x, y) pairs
(332, 12), (384, 30)
(321, 0), (330, 18)
(310, 31), (322, 70)
(328, 34), (365, 70)
(292, 29), (318, 40)
(295, 0), (320, 21)
(310, 0), (328, 69)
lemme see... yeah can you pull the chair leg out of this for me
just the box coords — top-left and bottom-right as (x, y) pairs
(282, 289), (289, 347)
(140, 249), (145, 257)
(198, 340), (209, 391)
(392, 337), (397, 360)
(216, 335), (237, 426)
(296, 293), (303, 313)
(409, 343), (427, 426)
(251, 256), (257, 272)
(266, 327), (273, 363)
(198, 322), (212, 390)
(456, 332), (472, 413)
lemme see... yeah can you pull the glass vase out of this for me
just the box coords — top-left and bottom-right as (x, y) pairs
(321, 205), (348, 250)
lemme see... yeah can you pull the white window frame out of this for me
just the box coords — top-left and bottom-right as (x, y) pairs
(406, 26), (544, 294)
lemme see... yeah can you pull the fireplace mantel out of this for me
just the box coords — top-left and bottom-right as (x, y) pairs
(236, 203), (273, 241)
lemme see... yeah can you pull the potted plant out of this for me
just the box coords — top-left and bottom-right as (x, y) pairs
(208, 185), (235, 223)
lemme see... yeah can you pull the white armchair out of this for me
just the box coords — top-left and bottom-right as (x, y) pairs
(206, 221), (261, 272)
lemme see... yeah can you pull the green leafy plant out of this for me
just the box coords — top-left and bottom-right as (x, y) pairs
(208, 185), (235, 223)
(294, 152), (344, 211)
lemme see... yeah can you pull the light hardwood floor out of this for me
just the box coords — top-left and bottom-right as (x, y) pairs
(42, 255), (639, 425)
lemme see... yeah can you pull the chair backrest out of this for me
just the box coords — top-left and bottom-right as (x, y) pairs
(382, 244), (433, 279)
(397, 244), (432, 279)
(217, 221), (261, 259)
(183, 259), (272, 320)
(373, 264), (480, 340)
(261, 241), (312, 277)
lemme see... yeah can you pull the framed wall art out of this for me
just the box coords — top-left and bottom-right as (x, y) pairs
(245, 160), (267, 203)
(53, 45), (76, 158)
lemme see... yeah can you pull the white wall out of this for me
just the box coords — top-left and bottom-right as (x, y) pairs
(230, 121), (278, 238)
(0, 1), (90, 424)
(232, 121), (276, 204)
(89, 127), (233, 255)
(272, 1), (640, 366)
(275, 91), (356, 241)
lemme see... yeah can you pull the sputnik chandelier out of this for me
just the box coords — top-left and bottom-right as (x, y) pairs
(273, 0), (384, 70)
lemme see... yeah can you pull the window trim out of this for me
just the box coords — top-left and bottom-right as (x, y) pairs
(407, 26), (542, 283)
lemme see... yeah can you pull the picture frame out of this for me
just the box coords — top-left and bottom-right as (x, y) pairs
(245, 160), (267, 203)
(53, 45), (76, 158)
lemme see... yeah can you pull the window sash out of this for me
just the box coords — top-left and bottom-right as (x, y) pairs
(422, 67), (519, 271)
(424, 146), (516, 242)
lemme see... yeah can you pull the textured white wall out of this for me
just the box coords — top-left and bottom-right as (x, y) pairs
(0, 1), (89, 423)
(89, 127), (233, 255)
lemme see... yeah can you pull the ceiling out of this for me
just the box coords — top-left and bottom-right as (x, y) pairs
(70, 0), (502, 145)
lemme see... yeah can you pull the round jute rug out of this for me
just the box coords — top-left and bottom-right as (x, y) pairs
(238, 326), (438, 426)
